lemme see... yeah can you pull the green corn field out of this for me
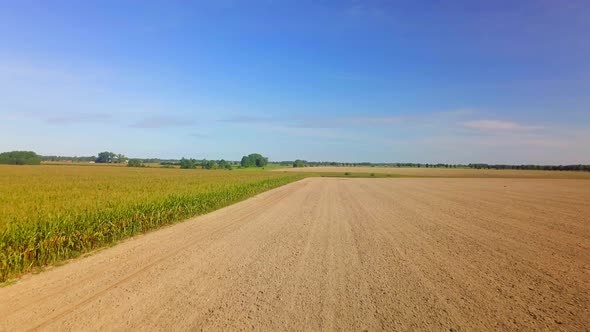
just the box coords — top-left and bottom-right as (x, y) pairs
(0, 165), (303, 282)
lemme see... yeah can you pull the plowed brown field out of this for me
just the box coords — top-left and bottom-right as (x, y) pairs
(1, 178), (589, 331)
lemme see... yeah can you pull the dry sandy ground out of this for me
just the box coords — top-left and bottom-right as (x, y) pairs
(1, 178), (589, 331)
(275, 166), (590, 179)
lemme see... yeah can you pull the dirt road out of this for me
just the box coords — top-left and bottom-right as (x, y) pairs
(1, 178), (589, 331)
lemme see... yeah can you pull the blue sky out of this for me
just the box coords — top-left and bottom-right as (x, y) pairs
(1, 1), (589, 164)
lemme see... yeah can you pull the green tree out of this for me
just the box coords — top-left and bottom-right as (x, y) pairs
(127, 159), (144, 167)
(218, 159), (233, 170)
(179, 158), (197, 169)
(256, 156), (268, 167)
(240, 153), (268, 168)
(0, 151), (42, 165)
(96, 151), (116, 163)
(293, 159), (305, 168)
(240, 155), (252, 167)
(218, 159), (228, 169)
(116, 153), (127, 163)
(202, 160), (219, 170)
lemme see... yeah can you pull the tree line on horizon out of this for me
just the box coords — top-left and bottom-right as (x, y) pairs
(0, 151), (42, 165)
(177, 158), (234, 170)
(286, 160), (590, 171)
(177, 153), (269, 170)
(2, 150), (589, 172)
(467, 163), (590, 171)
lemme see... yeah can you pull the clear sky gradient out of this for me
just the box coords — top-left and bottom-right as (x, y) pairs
(1, 1), (589, 164)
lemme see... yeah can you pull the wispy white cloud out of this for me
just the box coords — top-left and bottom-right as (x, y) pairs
(219, 108), (478, 133)
(462, 119), (544, 131)
(438, 108), (479, 117)
(298, 115), (403, 128)
(45, 113), (112, 125)
(190, 132), (209, 138)
(220, 114), (403, 128)
(379, 127), (590, 164)
(5, 110), (114, 125)
(347, 116), (402, 124)
(130, 116), (194, 129)
(220, 115), (280, 124)
(265, 125), (347, 139)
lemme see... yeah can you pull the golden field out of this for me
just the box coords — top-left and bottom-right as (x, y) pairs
(0, 165), (303, 282)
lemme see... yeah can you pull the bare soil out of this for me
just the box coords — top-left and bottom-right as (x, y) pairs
(1, 178), (589, 331)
